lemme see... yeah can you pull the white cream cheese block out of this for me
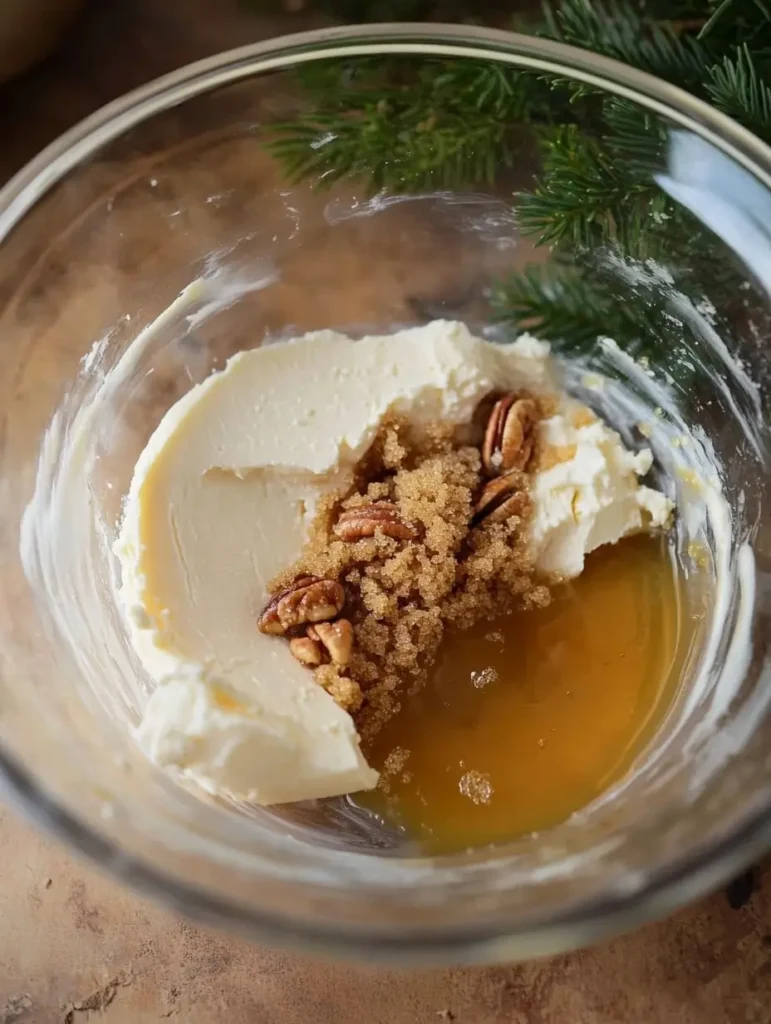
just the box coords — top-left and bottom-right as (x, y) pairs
(116, 320), (672, 805)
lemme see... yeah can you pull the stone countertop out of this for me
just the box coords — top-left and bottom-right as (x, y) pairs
(2, 807), (770, 1023)
(1, 2), (770, 1021)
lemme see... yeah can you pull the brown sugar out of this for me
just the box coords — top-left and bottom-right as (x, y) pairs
(268, 413), (550, 744)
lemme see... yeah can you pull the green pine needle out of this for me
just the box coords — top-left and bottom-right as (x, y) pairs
(698, 0), (771, 50)
(602, 98), (668, 174)
(489, 259), (737, 378)
(515, 124), (666, 251)
(268, 59), (538, 192)
(489, 262), (681, 357)
(706, 44), (771, 144)
(489, 265), (621, 349)
(546, 0), (710, 92)
(262, 0), (771, 363)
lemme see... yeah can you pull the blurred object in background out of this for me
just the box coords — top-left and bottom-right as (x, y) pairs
(271, 0), (521, 23)
(0, 0), (84, 83)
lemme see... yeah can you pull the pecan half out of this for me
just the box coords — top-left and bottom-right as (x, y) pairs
(289, 635), (324, 666)
(334, 501), (418, 542)
(258, 576), (345, 635)
(482, 395), (538, 476)
(472, 471), (530, 526)
(308, 619), (354, 667)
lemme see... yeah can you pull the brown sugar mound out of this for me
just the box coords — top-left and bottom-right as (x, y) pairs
(269, 416), (550, 744)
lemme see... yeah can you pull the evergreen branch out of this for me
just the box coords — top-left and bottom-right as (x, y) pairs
(545, 0), (710, 92)
(293, 56), (409, 108)
(263, 0), (771, 366)
(489, 257), (744, 382)
(269, 60), (553, 192)
(516, 125), (659, 250)
(489, 263), (677, 356)
(706, 44), (771, 144)
(602, 97), (668, 175)
(270, 101), (514, 191)
(490, 265), (621, 349)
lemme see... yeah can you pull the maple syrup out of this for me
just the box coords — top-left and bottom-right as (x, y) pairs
(353, 534), (685, 853)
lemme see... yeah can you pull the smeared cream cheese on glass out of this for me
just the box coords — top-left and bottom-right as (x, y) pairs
(115, 320), (673, 805)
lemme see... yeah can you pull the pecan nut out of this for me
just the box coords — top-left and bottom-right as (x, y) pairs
(289, 635), (324, 666)
(482, 395), (538, 476)
(308, 619), (354, 667)
(472, 471), (530, 526)
(334, 501), (418, 542)
(258, 576), (345, 635)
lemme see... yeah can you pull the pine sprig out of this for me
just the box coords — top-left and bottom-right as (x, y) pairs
(489, 262), (694, 359)
(489, 265), (629, 350)
(602, 97), (668, 175)
(270, 59), (540, 191)
(544, 0), (710, 92)
(706, 44), (771, 144)
(489, 256), (745, 370)
(264, 0), (771, 358)
(516, 124), (669, 251)
(516, 117), (679, 261)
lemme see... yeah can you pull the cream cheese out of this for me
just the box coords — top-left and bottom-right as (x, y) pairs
(528, 407), (673, 578)
(116, 321), (673, 805)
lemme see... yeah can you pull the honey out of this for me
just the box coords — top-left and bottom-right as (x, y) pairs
(352, 534), (684, 854)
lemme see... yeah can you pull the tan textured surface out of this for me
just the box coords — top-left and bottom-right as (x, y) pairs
(1, 2), (771, 1022)
(1, 806), (771, 1023)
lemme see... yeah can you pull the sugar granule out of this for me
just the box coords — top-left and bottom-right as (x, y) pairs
(459, 770), (493, 806)
(269, 418), (550, 745)
(471, 666), (498, 689)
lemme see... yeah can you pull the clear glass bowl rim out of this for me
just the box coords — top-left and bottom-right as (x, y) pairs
(2, 22), (771, 961)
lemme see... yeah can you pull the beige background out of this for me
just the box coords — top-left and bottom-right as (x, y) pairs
(1, 2), (771, 1021)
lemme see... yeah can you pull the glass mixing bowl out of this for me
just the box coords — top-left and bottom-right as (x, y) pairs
(0, 24), (769, 963)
